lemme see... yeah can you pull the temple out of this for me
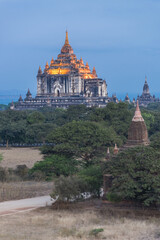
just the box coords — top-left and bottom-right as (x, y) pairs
(137, 76), (159, 106)
(15, 31), (108, 110)
(124, 100), (150, 147)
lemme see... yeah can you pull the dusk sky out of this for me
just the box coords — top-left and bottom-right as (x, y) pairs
(0, 0), (160, 99)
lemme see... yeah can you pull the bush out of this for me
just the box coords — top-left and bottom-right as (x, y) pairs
(15, 165), (29, 180)
(0, 167), (9, 182)
(106, 192), (122, 202)
(51, 175), (86, 203)
(30, 155), (78, 180)
(78, 165), (103, 198)
(89, 228), (104, 237)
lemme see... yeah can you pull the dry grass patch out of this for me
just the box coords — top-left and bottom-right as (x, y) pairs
(0, 204), (160, 240)
(0, 181), (53, 202)
(0, 147), (43, 169)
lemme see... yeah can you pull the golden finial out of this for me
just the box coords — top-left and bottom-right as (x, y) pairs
(50, 57), (54, 66)
(86, 62), (89, 69)
(92, 67), (97, 77)
(45, 62), (49, 69)
(80, 57), (84, 65)
(65, 30), (69, 45)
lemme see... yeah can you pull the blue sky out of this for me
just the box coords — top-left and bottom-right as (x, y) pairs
(0, 0), (160, 99)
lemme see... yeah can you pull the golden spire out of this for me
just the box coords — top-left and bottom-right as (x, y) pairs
(92, 67), (97, 77)
(86, 62), (89, 68)
(65, 30), (69, 45)
(50, 57), (54, 66)
(80, 57), (84, 65)
(45, 61), (49, 69)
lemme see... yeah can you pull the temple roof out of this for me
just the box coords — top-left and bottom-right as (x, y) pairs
(132, 100), (144, 122)
(39, 31), (98, 80)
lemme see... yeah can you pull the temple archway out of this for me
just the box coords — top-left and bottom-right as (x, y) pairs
(55, 88), (60, 97)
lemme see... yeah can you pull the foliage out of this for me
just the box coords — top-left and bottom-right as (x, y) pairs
(106, 192), (122, 202)
(30, 155), (78, 180)
(0, 102), (158, 145)
(89, 228), (104, 237)
(27, 111), (45, 124)
(150, 132), (160, 151)
(44, 121), (122, 164)
(51, 175), (86, 202)
(0, 154), (2, 162)
(25, 123), (55, 143)
(15, 165), (29, 180)
(88, 102), (133, 140)
(149, 113), (160, 135)
(78, 165), (103, 198)
(0, 167), (9, 182)
(0, 104), (8, 111)
(147, 102), (160, 111)
(106, 147), (160, 206)
(141, 111), (155, 131)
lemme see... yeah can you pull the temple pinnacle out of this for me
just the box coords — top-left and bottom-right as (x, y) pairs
(145, 75), (147, 83)
(132, 100), (144, 122)
(65, 30), (69, 45)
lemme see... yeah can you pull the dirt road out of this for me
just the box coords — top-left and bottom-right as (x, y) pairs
(0, 195), (53, 216)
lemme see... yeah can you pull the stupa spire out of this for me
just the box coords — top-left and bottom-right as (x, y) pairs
(132, 100), (144, 122)
(113, 144), (119, 155)
(145, 75), (147, 83)
(65, 30), (69, 45)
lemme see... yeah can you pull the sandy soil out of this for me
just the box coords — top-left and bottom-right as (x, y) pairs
(0, 203), (159, 240)
(0, 147), (43, 169)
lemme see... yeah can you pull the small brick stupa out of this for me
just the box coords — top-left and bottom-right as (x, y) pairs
(125, 100), (150, 147)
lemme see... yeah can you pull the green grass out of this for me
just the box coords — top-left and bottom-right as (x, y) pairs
(0, 154), (3, 163)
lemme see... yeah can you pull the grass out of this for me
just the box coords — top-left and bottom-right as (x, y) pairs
(0, 181), (53, 202)
(0, 203), (160, 240)
(0, 154), (2, 163)
(0, 147), (43, 169)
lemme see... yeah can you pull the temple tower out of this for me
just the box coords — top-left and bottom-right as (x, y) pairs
(125, 101), (150, 147)
(143, 76), (150, 94)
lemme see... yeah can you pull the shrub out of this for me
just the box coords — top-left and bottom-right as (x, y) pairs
(78, 165), (103, 198)
(51, 175), (86, 203)
(0, 167), (9, 182)
(30, 155), (78, 180)
(89, 228), (104, 237)
(15, 165), (29, 180)
(106, 192), (122, 202)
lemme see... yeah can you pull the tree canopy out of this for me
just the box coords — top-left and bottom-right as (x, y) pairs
(105, 147), (160, 206)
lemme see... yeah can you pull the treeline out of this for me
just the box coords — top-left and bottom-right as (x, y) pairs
(0, 102), (160, 145)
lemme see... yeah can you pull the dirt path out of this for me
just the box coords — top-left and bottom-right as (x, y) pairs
(0, 195), (54, 216)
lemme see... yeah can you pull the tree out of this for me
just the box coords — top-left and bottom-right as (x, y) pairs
(27, 112), (45, 124)
(30, 155), (78, 180)
(149, 113), (160, 135)
(88, 102), (133, 141)
(43, 121), (122, 165)
(78, 165), (103, 198)
(51, 175), (86, 202)
(106, 147), (160, 206)
(25, 123), (55, 143)
(150, 132), (160, 151)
